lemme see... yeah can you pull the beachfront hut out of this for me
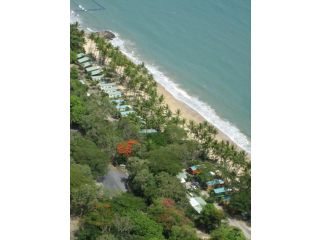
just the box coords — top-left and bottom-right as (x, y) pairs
(86, 66), (100, 73)
(187, 165), (201, 175)
(91, 69), (103, 76)
(188, 196), (207, 214)
(111, 99), (124, 105)
(77, 56), (90, 64)
(103, 88), (119, 94)
(120, 110), (135, 117)
(139, 129), (158, 134)
(213, 187), (226, 196)
(116, 105), (132, 112)
(82, 61), (92, 68)
(176, 171), (187, 184)
(108, 91), (122, 99)
(77, 53), (86, 59)
(206, 179), (224, 191)
(92, 75), (104, 81)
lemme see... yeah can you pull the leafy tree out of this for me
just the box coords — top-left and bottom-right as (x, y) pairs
(197, 204), (225, 232)
(97, 234), (119, 240)
(111, 193), (147, 214)
(169, 225), (198, 240)
(70, 163), (95, 189)
(70, 22), (85, 52)
(148, 198), (192, 236)
(131, 168), (157, 200)
(71, 95), (86, 125)
(147, 145), (184, 176)
(71, 133), (109, 178)
(210, 225), (246, 240)
(124, 211), (164, 239)
(117, 118), (140, 141)
(154, 172), (187, 205)
(70, 66), (79, 79)
(70, 50), (77, 63)
(71, 183), (98, 217)
(163, 123), (187, 144)
(79, 202), (114, 239)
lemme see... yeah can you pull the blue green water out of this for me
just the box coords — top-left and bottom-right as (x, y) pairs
(71, 0), (251, 153)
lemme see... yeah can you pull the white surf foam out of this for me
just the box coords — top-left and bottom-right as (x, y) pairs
(110, 33), (251, 153)
(69, 12), (251, 153)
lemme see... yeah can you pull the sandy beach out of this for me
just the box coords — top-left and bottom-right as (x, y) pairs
(84, 35), (248, 156)
(157, 84), (235, 144)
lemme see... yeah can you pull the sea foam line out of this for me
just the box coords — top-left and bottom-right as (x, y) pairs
(69, 13), (251, 153)
(110, 33), (251, 154)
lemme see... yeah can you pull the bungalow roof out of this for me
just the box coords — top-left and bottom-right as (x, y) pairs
(77, 53), (85, 59)
(213, 187), (226, 195)
(91, 69), (103, 76)
(77, 56), (90, 63)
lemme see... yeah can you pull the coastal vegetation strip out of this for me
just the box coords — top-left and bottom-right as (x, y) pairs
(70, 23), (250, 240)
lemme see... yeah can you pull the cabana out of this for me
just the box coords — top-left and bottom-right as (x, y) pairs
(108, 91), (122, 99)
(116, 105), (132, 112)
(187, 165), (201, 175)
(103, 88), (119, 94)
(139, 129), (158, 134)
(206, 179), (224, 191)
(101, 82), (117, 87)
(91, 69), (103, 76)
(82, 62), (92, 68)
(120, 110), (135, 117)
(188, 196), (207, 214)
(100, 84), (118, 89)
(77, 56), (90, 64)
(77, 53), (86, 59)
(92, 75), (104, 81)
(213, 187), (226, 196)
(85, 66), (100, 72)
(111, 99), (124, 105)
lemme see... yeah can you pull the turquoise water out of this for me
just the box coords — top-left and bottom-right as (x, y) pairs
(71, 0), (251, 152)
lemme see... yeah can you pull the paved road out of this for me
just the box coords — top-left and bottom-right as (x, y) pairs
(228, 218), (251, 239)
(214, 203), (251, 239)
(100, 165), (128, 192)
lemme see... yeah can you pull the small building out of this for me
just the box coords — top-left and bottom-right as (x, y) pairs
(101, 85), (118, 91)
(139, 129), (158, 134)
(77, 53), (86, 59)
(116, 105), (132, 112)
(77, 56), (90, 64)
(91, 69), (103, 76)
(187, 165), (201, 175)
(108, 91), (122, 99)
(82, 61), (92, 68)
(103, 88), (119, 94)
(213, 187), (226, 196)
(92, 75), (104, 81)
(85, 66), (100, 73)
(206, 179), (224, 191)
(188, 196), (207, 214)
(176, 171), (187, 183)
(111, 99), (124, 105)
(120, 110), (135, 117)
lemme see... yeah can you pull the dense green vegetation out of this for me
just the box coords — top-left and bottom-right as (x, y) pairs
(70, 23), (250, 239)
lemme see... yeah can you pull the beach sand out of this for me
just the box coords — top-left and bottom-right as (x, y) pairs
(156, 84), (240, 146)
(84, 35), (248, 156)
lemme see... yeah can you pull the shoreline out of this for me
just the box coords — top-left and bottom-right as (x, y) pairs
(83, 30), (250, 156)
(156, 84), (242, 147)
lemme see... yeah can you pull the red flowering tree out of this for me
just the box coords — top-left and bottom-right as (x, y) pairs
(115, 139), (140, 164)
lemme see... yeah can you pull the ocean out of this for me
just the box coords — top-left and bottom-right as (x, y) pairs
(70, 0), (251, 153)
